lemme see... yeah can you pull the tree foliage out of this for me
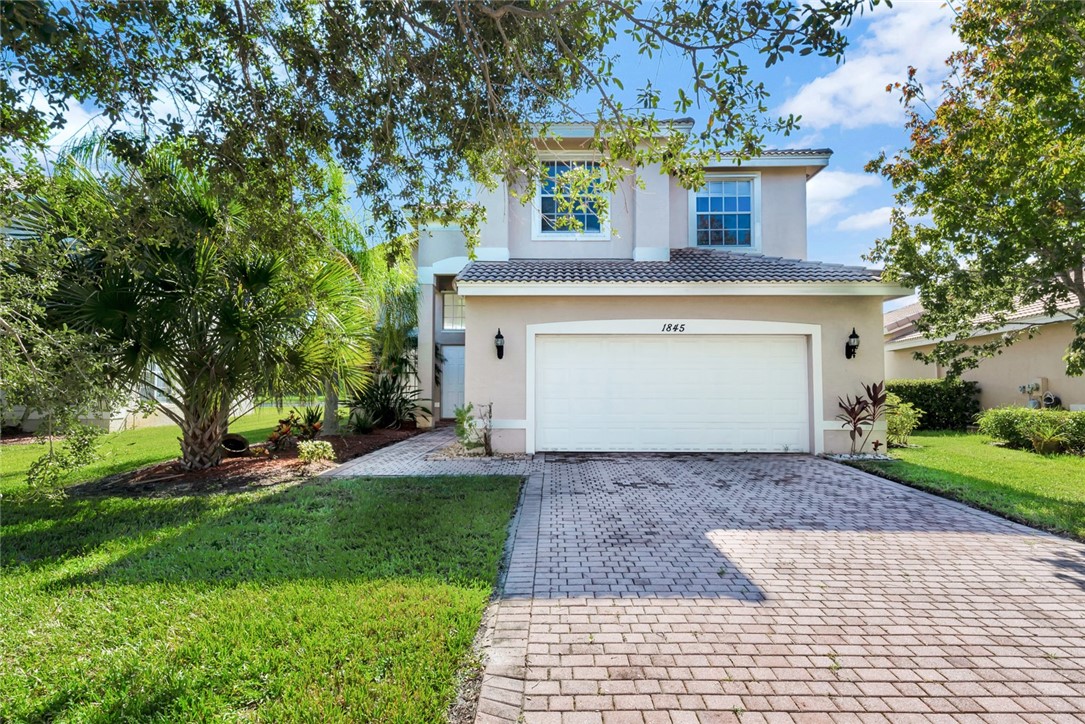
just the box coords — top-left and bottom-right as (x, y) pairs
(869, 0), (1085, 375)
(3, 0), (884, 239)
(11, 137), (375, 470)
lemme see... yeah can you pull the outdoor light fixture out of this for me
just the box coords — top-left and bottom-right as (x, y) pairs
(845, 327), (860, 359)
(495, 329), (505, 359)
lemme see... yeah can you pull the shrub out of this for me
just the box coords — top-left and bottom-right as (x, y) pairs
(294, 406), (323, 440)
(1065, 414), (1085, 454)
(886, 379), (981, 430)
(977, 406), (1034, 449)
(1020, 413), (1069, 455)
(24, 421), (102, 501)
(348, 409), (375, 434)
(978, 407), (1085, 455)
(297, 440), (336, 463)
(886, 392), (924, 447)
(267, 410), (301, 451)
(454, 402), (493, 456)
(348, 374), (426, 428)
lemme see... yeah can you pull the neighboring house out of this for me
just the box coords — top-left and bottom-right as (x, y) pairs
(415, 122), (911, 454)
(5, 363), (180, 433)
(6, 401), (178, 434)
(884, 300), (1085, 410)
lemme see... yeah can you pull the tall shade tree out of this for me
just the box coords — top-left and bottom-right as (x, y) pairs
(869, 0), (1085, 376)
(16, 139), (375, 469)
(3, 0), (886, 240)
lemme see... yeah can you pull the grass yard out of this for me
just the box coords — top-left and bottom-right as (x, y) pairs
(850, 431), (1085, 541)
(0, 408), (283, 496)
(1, 475), (522, 722)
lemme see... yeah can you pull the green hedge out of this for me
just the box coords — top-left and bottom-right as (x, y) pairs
(886, 379), (981, 430)
(978, 407), (1085, 454)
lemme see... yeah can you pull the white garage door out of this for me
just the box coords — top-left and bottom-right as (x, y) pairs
(534, 334), (810, 453)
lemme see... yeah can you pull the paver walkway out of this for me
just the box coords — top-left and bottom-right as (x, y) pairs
(475, 453), (1085, 723)
(322, 427), (543, 478)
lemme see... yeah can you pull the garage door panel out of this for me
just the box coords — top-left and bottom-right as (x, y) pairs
(535, 334), (810, 453)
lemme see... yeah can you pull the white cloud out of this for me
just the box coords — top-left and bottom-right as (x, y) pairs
(46, 102), (108, 149)
(806, 170), (880, 224)
(779, 1), (960, 131)
(837, 205), (893, 231)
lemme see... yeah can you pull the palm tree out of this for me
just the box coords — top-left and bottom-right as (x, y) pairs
(20, 137), (375, 469)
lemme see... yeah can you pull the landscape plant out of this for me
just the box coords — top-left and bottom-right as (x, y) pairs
(976, 406), (1035, 449)
(836, 381), (888, 454)
(294, 407), (323, 441)
(348, 409), (376, 435)
(978, 407), (1085, 455)
(455, 402), (494, 457)
(22, 417), (102, 501)
(296, 440), (335, 464)
(885, 379), (981, 431)
(886, 392), (924, 448)
(12, 138), (375, 471)
(348, 375), (426, 430)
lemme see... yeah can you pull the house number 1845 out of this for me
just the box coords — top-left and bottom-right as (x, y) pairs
(661, 323), (686, 332)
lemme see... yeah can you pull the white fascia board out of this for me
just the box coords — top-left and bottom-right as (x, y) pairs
(457, 281), (915, 297)
(885, 313), (1076, 351)
(711, 154), (832, 169)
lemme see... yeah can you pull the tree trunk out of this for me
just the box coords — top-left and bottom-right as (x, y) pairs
(322, 375), (339, 435)
(179, 404), (227, 470)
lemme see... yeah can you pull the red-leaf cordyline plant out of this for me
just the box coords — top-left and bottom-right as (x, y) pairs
(836, 381), (888, 454)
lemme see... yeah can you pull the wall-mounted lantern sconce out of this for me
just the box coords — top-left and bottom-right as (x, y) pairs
(495, 329), (505, 359)
(845, 327), (860, 359)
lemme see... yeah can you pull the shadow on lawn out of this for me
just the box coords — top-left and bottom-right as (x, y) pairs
(850, 458), (1085, 543)
(1, 494), (218, 571)
(20, 476), (519, 591)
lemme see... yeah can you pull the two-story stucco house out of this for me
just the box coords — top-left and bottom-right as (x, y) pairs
(414, 123), (911, 454)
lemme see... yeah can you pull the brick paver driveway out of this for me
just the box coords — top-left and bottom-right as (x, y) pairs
(477, 454), (1085, 723)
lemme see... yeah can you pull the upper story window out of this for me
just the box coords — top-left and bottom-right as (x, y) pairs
(442, 292), (465, 331)
(533, 159), (610, 241)
(690, 176), (759, 250)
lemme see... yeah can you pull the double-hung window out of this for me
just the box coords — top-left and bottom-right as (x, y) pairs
(692, 178), (757, 248)
(535, 159), (609, 240)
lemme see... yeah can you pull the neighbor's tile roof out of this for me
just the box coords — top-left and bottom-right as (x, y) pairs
(457, 248), (883, 285)
(883, 301), (924, 335)
(886, 298), (1078, 343)
(732, 148), (833, 157)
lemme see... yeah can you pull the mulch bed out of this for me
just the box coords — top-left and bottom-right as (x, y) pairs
(69, 426), (424, 498)
(0, 431), (47, 445)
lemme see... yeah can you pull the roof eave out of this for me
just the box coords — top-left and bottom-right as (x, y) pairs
(456, 280), (913, 298)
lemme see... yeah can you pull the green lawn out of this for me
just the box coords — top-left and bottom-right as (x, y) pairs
(0, 408), (283, 496)
(850, 431), (1085, 540)
(1, 475), (522, 722)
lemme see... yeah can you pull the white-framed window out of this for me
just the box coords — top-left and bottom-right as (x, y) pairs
(532, 157), (611, 241)
(442, 292), (465, 330)
(140, 363), (173, 403)
(689, 174), (761, 250)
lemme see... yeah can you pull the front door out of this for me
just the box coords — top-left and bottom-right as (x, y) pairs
(440, 345), (465, 419)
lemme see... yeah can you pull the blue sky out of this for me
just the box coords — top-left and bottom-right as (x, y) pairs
(604, 0), (959, 269)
